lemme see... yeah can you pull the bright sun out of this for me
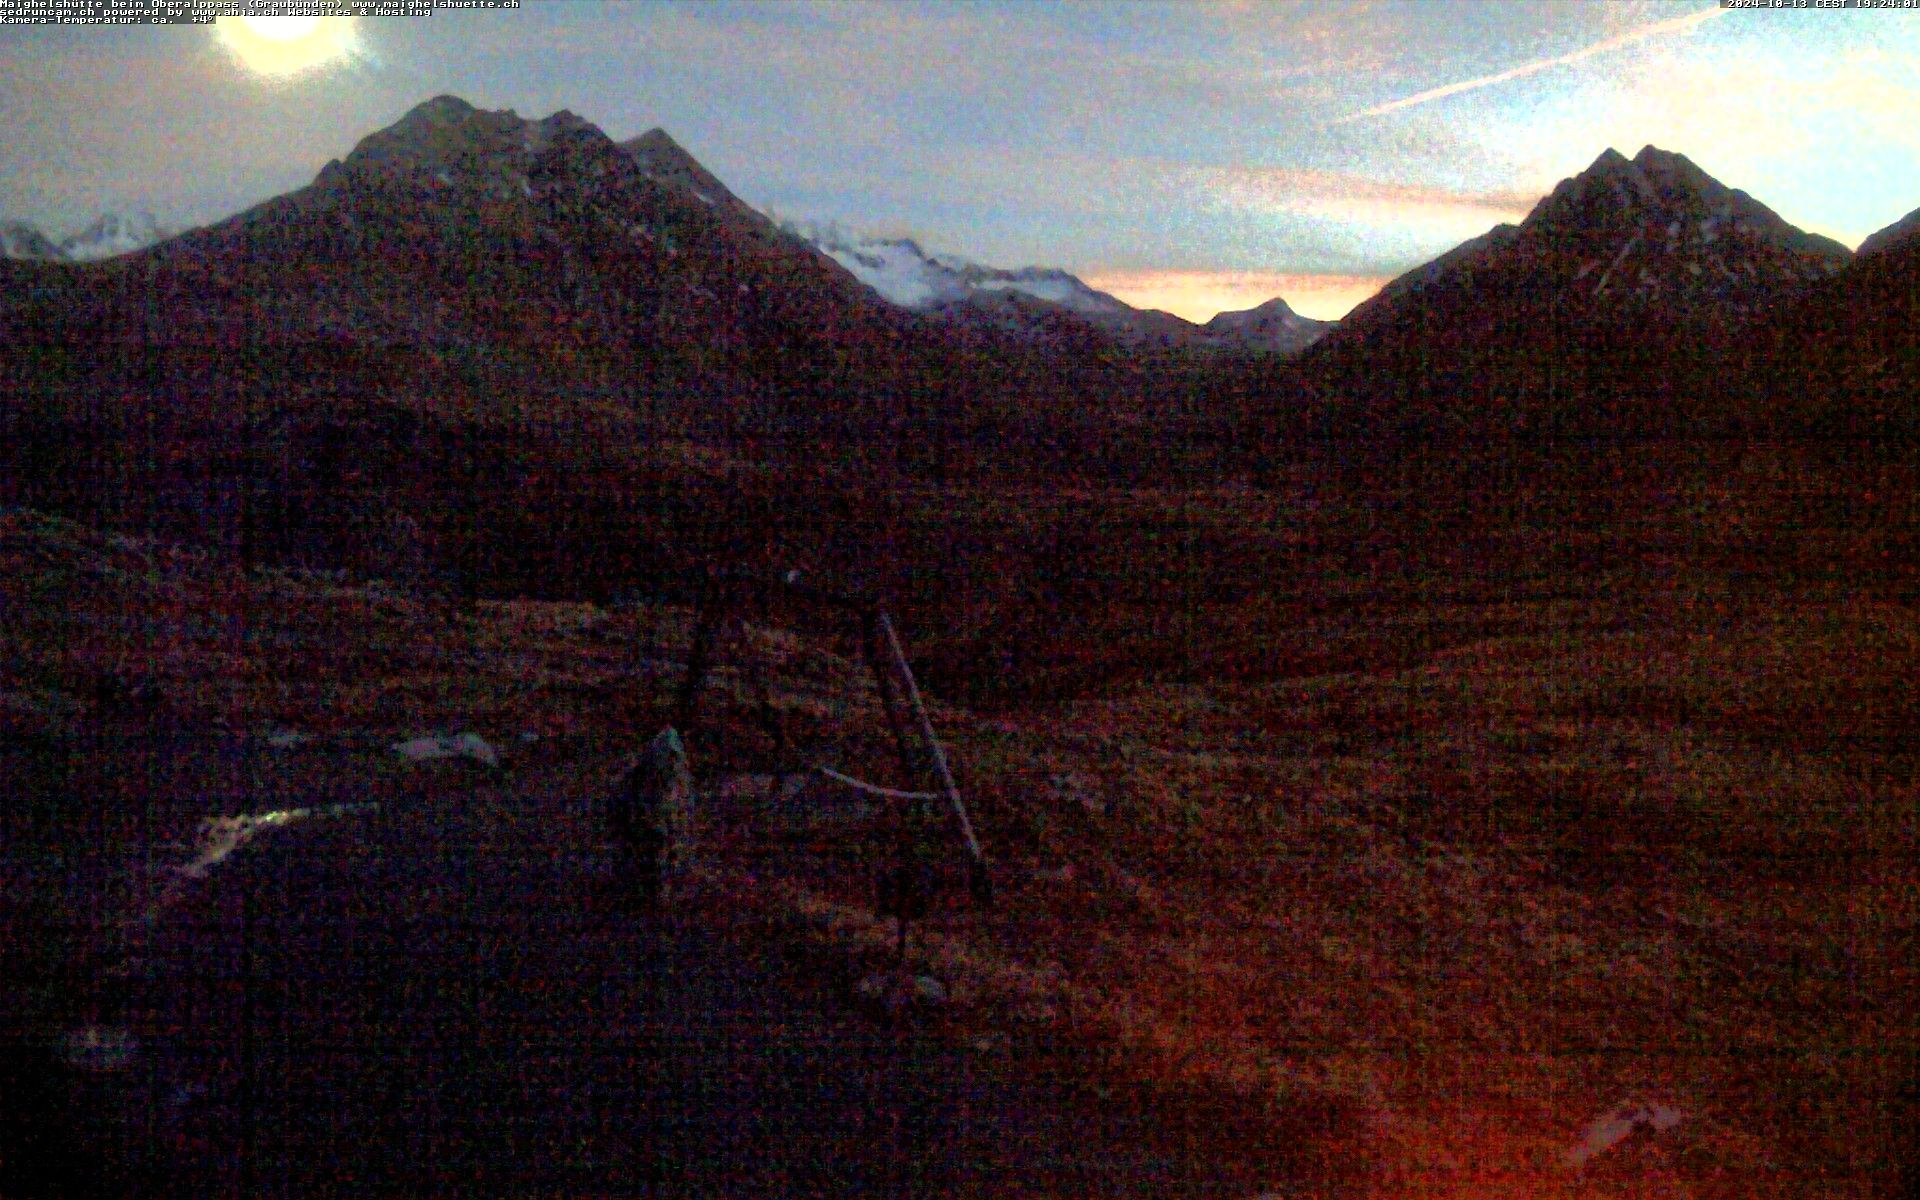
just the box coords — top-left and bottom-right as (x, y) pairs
(215, 15), (357, 77)
(245, 15), (321, 41)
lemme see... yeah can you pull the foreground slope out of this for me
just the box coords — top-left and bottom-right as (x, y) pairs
(6, 401), (1915, 1195)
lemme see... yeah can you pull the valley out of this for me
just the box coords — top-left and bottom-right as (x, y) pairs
(2, 89), (1916, 1199)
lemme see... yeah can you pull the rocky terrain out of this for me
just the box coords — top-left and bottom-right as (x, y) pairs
(1, 93), (1916, 1199)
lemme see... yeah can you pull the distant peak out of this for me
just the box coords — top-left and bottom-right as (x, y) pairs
(630, 127), (681, 152)
(1590, 147), (1632, 171)
(1631, 145), (1721, 193)
(53, 209), (173, 261)
(620, 128), (737, 206)
(622, 128), (697, 165)
(342, 94), (541, 177)
(397, 95), (479, 126)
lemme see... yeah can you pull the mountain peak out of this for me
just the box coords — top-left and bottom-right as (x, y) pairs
(1201, 295), (1331, 353)
(1590, 147), (1633, 172)
(415, 94), (476, 116)
(1630, 145), (1728, 203)
(1, 218), (64, 260)
(620, 128), (738, 207)
(1529, 143), (1847, 264)
(629, 127), (681, 154)
(1320, 141), (1855, 384)
(387, 94), (486, 137)
(341, 95), (529, 177)
(1561, 145), (1719, 204)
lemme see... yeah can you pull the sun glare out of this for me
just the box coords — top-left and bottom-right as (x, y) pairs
(215, 15), (357, 77)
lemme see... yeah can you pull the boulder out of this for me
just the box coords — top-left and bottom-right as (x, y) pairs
(608, 727), (695, 908)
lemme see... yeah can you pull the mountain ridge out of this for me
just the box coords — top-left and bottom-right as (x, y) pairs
(789, 222), (1329, 354)
(1300, 142), (1860, 441)
(0, 210), (176, 262)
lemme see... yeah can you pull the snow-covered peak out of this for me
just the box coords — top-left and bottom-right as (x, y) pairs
(57, 211), (173, 261)
(783, 219), (1131, 315)
(813, 234), (969, 308)
(967, 268), (1134, 317)
(1, 219), (64, 260)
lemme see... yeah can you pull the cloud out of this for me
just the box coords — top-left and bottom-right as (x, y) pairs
(1195, 165), (1537, 240)
(1079, 268), (1391, 323)
(1335, 4), (1727, 123)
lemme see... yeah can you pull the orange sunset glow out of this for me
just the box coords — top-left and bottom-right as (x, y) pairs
(1082, 269), (1392, 323)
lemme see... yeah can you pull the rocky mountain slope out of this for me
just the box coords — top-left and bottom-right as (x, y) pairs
(0, 96), (1260, 595)
(0, 97), (894, 589)
(1200, 296), (1331, 355)
(1, 220), (64, 260)
(1755, 202), (1920, 441)
(1853, 203), (1920, 260)
(1301, 145), (1854, 440)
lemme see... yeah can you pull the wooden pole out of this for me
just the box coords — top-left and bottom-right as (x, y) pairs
(674, 574), (724, 735)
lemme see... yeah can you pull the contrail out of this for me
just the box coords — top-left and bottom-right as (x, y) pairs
(1335, 6), (1727, 124)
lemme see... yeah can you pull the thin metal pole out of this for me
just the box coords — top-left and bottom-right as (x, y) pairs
(863, 608), (927, 967)
(876, 611), (983, 867)
(862, 608), (921, 794)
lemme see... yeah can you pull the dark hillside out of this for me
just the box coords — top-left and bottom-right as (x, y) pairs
(1752, 208), (1920, 445)
(1296, 147), (1851, 445)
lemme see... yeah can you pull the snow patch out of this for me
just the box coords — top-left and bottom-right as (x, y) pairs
(392, 731), (500, 767)
(814, 239), (956, 309)
(972, 274), (1116, 314)
(58, 211), (172, 261)
(1591, 232), (1643, 298)
(61, 1025), (138, 1073)
(1567, 1101), (1683, 1170)
(798, 221), (1123, 315)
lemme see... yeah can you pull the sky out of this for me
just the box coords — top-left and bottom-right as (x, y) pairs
(2, 0), (1916, 321)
